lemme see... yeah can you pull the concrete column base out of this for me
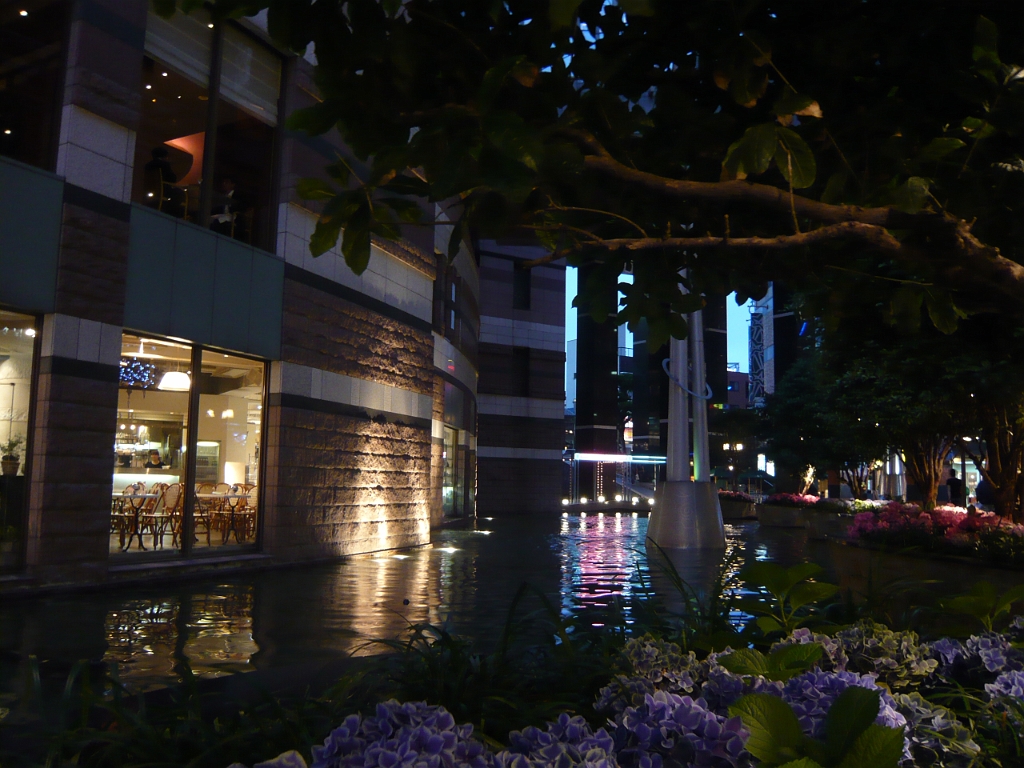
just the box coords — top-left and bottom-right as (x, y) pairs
(647, 481), (725, 549)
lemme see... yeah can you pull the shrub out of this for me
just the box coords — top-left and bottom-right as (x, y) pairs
(763, 493), (818, 508)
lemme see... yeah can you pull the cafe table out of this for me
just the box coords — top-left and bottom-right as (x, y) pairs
(112, 492), (159, 551)
(195, 493), (249, 544)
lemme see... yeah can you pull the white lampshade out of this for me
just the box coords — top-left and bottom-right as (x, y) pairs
(157, 371), (191, 391)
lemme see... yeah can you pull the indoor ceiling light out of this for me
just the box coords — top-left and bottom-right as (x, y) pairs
(221, 409), (234, 419)
(157, 371), (191, 391)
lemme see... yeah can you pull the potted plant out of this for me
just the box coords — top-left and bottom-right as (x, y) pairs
(718, 489), (757, 520)
(1, 435), (23, 476)
(757, 492), (818, 528)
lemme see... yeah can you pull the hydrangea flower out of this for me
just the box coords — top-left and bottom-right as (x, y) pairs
(893, 692), (980, 768)
(614, 691), (749, 768)
(928, 638), (966, 669)
(311, 700), (490, 768)
(984, 670), (1024, 728)
(697, 664), (783, 715)
(771, 628), (849, 673)
(498, 714), (618, 768)
(835, 620), (938, 691)
(966, 634), (1017, 673)
(596, 637), (699, 714)
(780, 670), (906, 748)
(985, 669), (1024, 701)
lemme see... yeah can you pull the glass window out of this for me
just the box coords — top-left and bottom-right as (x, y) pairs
(210, 95), (275, 249)
(111, 336), (266, 557)
(134, 13), (281, 250)
(112, 334), (191, 555)
(133, 7), (213, 218)
(193, 349), (263, 550)
(0, 1), (70, 170)
(0, 310), (37, 571)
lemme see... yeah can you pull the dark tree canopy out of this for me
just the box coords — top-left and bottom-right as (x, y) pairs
(175, 0), (1024, 343)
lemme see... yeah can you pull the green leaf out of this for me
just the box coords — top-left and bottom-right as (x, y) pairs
(973, 16), (1001, 68)
(775, 128), (816, 189)
(924, 292), (967, 335)
(767, 642), (824, 680)
(836, 724), (905, 768)
(379, 197), (424, 223)
(729, 65), (769, 107)
(342, 225), (372, 274)
(917, 137), (966, 163)
(962, 116), (996, 140)
(788, 582), (839, 611)
(550, 0), (584, 29)
(309, 220), (341, 258)
(723, 124), (779, 178)
(889, 176), (931, 213)
(381, 175), (431, 197)
(824, 687), (883, 763)
(772, 88), (816, 117)
(718, 649), (770, 677)
(730, 694), (804, 764)
(296, 178), (336, 201)
(887, 286), (923, 331)
(779, 760), (824, 768)
(619, 0), (655, 16)
(994, 584), (1024, 618)
(821, 171), (847, 204)
(757, 615), (784, 634)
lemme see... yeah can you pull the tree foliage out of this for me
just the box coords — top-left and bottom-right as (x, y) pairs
(169, 0), (1024, 343)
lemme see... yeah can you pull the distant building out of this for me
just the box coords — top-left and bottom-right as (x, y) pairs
(726, 369), (751, 409)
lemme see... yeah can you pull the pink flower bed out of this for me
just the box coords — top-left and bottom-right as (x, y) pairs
(718, 489), (755, 503)
(848, 502), (1024, 563)
(764, 493), (819, 508)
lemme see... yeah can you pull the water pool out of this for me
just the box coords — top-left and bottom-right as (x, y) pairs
(0, 516), (831, 697)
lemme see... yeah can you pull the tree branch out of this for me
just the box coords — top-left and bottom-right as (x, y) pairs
(519, 222), (899, 268)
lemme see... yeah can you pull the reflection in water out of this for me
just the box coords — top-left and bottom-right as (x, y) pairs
(1, 518), (835, 696)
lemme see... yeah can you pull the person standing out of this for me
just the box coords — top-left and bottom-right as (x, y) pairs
(946, 469), (964, 507)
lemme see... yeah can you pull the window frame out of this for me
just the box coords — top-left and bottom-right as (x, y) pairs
(115, 331), (269, 559)
(141, 14), (287, 251)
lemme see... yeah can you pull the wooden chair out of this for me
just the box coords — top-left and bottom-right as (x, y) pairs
(161, 483), (184, 548)
(139, 486), (167, 549)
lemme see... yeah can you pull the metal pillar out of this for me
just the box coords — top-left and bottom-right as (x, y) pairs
(648, 304), (725, 549)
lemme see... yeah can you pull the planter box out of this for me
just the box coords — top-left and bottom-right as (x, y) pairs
(806, 511), (855, 540)
(829, 540), (1024, 605)
(756, 504), (809, 528)
(720, 499), (757, 520)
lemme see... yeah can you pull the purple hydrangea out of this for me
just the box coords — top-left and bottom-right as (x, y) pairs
(928, 637), (966, 669)
(780, 670), (906, 742)
(965, 633), (1023, 674)
(614, 691), (749, 768)
(893, 692), (980, 767)
(985, 669), (1024, 702)
(596, 637), (699, 715)
(311, 701), (490, 768)
(498, 714), (618, 768)
(698, 665), (783, 715)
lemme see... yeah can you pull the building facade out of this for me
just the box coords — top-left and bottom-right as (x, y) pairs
(0, 1), (479, 590)
(474, 240), (565, 515)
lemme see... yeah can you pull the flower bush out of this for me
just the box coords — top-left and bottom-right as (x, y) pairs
(244, 618), (1024, 768)
(834, 620), (939, 692)
(311, 700), (491, 768)
(717, 490), (755, 503)
(848, 502), (1024, 566)
(762, 493), (818, 508)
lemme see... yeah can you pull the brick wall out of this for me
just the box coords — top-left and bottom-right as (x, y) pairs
(264, 274), (437, 558)
(262, 406), (431, 559)
(25, 364), (119, 582)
